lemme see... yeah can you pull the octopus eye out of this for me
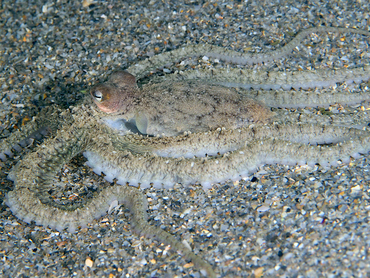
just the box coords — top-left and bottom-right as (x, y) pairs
(91, 90), (103, 102)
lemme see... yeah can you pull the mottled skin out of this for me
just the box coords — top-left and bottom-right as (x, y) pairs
(91, 70), (272, 136)
(1, 27), (370, 277)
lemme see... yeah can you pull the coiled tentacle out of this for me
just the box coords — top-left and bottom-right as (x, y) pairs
(5, 124), (216, 277)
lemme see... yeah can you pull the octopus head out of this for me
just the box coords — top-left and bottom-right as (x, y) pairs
(90, 70), (139, 114)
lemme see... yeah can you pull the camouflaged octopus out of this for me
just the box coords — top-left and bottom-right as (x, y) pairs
(1, 26), (370, 277)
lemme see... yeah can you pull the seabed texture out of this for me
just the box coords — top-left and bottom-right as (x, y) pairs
(1, 0), (370, 277)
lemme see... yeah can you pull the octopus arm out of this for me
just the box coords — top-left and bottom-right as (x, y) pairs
(246, 86), (370, 108)
(0, 105), (72, 164)
(155, 66), (370, 95)
(126, 26), (370, 79)
(125, 184), (217, 278)
(111, 124), (369, 159)
(5, 124), (216, 277)
(276, 109), (370, 127)
(84, 126), (370, 189)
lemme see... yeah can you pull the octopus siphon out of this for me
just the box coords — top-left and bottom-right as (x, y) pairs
(1, 26), (370, 277)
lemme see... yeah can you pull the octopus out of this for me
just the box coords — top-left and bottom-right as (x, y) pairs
(1, 26), (370, 277)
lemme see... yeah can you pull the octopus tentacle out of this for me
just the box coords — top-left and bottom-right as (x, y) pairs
(7, 125), (91, 230)
(126, 186), (216, 278)
(127, 26), (370, 79)
(84, 126), (370, 189)
(0, 105), (72, 164)
(7, 183), (216, 276)
(111, 124), (369, 158)
(243, 86), (370, 108)
(152, 66), (370, 96)
(5, 124), (216, 277)
(275, 108), (370, 127)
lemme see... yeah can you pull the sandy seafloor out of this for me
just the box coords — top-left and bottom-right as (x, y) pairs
(1, 0), (370, 277)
